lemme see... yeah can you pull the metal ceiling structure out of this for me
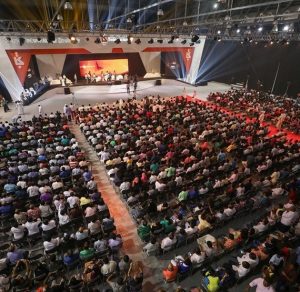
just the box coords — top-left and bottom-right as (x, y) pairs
(0, 0), (300, 38)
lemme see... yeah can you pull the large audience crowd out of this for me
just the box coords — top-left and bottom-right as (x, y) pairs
(0, 90), (299, 292)
(77, 94), (300, 291)
(0, 113), (143, 292)
(208, 89), (300, 134)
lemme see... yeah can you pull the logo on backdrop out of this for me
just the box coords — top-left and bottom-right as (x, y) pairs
(185, 49), (191, 61)
(13, 52), (25, 68)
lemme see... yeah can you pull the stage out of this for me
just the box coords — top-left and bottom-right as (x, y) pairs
(0, 79), (231, 121)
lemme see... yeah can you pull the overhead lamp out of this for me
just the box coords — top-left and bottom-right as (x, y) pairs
(257, 26), (263, 32)
(64, 1), (73, 10)
(217, 30), (221, 35)
(181, 39), (187, 44)
(183, 21), (188, 26)
(148, 38), (154, 44)
(57, 14), (63, 21)
(157, 39), (163, 44)
(135, 38), (141, 44)
(126, 17), (132, 23)
(283, 24), (289, 32)
(115, 38), (121, 44)
(69, 35), (77, 44)
(286, 40), (290, 45)
(157, 8), (164, 16)
(272, 23), (278, 33)
(213, 3), (219, 9)
(236, 28), (241, 33)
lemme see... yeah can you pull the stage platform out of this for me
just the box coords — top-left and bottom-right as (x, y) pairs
(1, 79), (231, 122)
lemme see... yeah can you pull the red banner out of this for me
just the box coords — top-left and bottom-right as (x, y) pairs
(6, 48), (90, 84)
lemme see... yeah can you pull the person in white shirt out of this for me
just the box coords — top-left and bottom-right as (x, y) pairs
(67, 193), (79, 209)
(223, 205), (236, 217)
(269, 252), (284, 267)
(280, 206), (297, 231)
(248, 277), (275, 292)
(43, 235), (60, 252)
(11, 223), (25, 240)
(189, 247), (206, 265)
(41, 219), (56, 232)
(58, 208), (70, 226)
(161, 234), (177, 250)
(253, 218), (269, 234)
(23, 218), (41, 236)
(232, 261), (250, 278)
(88, 219), (101, 235)
(237, 252), (259, 268)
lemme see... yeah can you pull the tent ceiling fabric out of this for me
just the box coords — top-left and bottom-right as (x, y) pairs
(0, 0), (300, 33)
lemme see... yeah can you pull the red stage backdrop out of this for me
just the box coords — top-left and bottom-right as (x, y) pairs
(79, 59), (129, 77)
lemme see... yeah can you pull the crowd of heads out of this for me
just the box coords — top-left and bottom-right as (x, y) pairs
(208, 89), (300, 133)
(0, 113), (143, 291)
(77, 94), (300, 291)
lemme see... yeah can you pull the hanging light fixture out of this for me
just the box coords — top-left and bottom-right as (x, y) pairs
(64, 1), (73, 10)
(126, 17), (132, 23)
(157, 8), (164, 16)
(57, 14), (63, 21)
(183, 21), (188, 26)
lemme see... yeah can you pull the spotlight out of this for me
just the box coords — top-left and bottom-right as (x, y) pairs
(115, 38), (121, 44)
(181, 39), (187, 44)
(148, 38), (154, 44)
(69, 35), (77, 44)
(213, 3), (219, 9)
(286, 40), (290, 45)
(217, 30), (221, 35)
(191, 35), (199, 42)
(270, 40), (274, 45)
(258, 26), (263, 32)
(283, 25), (289, 32)
(236, 28), (241, 33)
(157, 39), (163, 44)
(57, 14), (63, 21)
(94, 37), (100, 44)
(135, 38), (141, 44)
(217, 37), (222, 42)
(6, 37), (11, 41)
(64, 1), (73, 10)
(19, 37), (25, 46)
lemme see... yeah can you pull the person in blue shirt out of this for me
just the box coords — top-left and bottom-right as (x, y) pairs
(0, 202), (14, 216)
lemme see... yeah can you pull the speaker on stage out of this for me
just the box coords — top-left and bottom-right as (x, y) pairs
(155, 79), (161, 86)
(197, 81), (208, 86)
(64, 87), (71, 95)
(115, 80), (121, 85)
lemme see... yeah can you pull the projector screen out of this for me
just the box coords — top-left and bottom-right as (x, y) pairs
(79, 59), (129, 76)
